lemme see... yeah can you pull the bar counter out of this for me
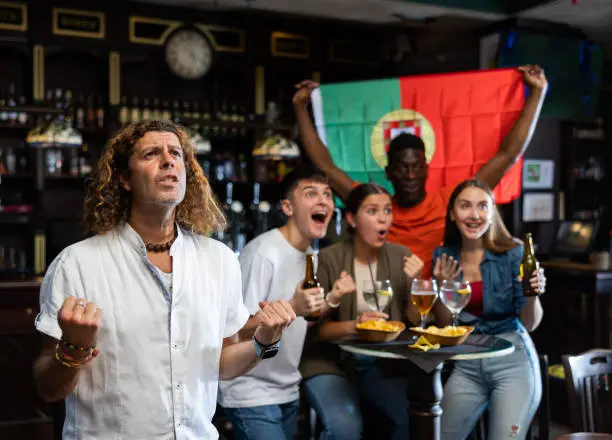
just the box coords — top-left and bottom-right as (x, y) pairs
(0, 277), (54, 439)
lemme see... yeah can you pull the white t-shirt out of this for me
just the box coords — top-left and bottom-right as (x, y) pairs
(218, 228), (310, 408)
(34, 223), (249, 440)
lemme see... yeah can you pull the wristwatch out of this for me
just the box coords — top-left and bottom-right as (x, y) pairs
(253, 336), (280, 360)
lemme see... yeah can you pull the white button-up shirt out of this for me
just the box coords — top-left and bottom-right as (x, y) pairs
(35, 223), (249, 440)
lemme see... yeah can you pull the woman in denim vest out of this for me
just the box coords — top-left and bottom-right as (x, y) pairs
(432, 179), (547, 440)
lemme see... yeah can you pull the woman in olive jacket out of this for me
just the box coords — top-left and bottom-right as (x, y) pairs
(300, 183), (422, 440)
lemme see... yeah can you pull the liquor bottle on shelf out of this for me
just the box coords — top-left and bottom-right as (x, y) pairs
(69, 148), (79, 177)
(0, 88), (8, 122)
(218, 100), (229, 137)
(141, 98), (152, 121)
(152, 98), (161, 120)
(130, 97), (141, 124)
(223, 182), (233, 215)
(54, 88), (64, 110)
(172, 100), (181, 122)
(221, 182), (235, 250)
(182, 101), (191, 120)
(223, 153), (236, 182)
(249, 182), (269, 238)
(249, 182), (261, 218)
(230, 104), (239, 137)
(5, 148), (16, 175)
(161, 100), (171, 121)
(230, 196), (246, 256)
(248, 182), (261, 238)
(250, 182), (272, 237)
(192, 101), (201, 121)
(202, 101), (211, 122)
(96, 95), (105, 129)
(75, 94), (86, 129)
(17, 96), (28, 125)
(0, 151), (6, 175)
(239, 104), (248, 137)
(79, 144), (92, 176)
(64, 89), (73, 110)
(17, 142), (28, 174)
(201, 101), (212, 136)
(237, 154), (248, 182)
(119, 96), (129, 126)
(7, 83), (17, 125)
(198, 152), (211, 179)
(213, 153), (225, 182)
(86, 95), (95, 127)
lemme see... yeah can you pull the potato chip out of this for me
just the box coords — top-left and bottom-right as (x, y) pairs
(421, 325), (468, 337)
(357, 320), (403, 332)
(408, 336), (440, 351)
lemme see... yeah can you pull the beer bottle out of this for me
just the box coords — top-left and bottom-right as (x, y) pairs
(303, 253), (321, 322)
(521, 233), (539, 297)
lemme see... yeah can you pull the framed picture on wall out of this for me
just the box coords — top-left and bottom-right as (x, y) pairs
(523, 192), (555, 222)
(523, 159), (555, 189)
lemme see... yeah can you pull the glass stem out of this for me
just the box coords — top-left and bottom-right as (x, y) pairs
(420, 313), (427, 329)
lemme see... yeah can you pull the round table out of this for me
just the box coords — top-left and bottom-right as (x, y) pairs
(339, 337), (514, 361)
(556, 434), (612, 440)
(338, 334), (515, 440)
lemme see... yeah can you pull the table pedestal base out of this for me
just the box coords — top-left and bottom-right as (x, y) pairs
(406, 362), (444, 440)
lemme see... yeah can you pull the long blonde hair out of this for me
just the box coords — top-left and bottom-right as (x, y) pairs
(83, 119), (226, 236)
(443, 179), (520, 253)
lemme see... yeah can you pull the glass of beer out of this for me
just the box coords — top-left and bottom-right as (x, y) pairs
(440, 280), (471, 330)
(411, 278), (438, 328)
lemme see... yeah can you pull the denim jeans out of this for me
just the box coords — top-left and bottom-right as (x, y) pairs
(223, 399), (300, 440)
(353, 355), (410, 440)
(441, 328), (542, 440)
(303, 374), (363, 440)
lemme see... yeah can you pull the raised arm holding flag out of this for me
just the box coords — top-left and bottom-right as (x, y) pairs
(293, 66), (547, 278)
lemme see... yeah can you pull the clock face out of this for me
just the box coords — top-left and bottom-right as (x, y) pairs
(165, 29), (213, 80)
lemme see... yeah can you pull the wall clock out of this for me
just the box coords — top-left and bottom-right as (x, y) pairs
(165, 27), (213, 80)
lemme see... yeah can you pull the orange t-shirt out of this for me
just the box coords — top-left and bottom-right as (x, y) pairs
(386, 185), (456, 279)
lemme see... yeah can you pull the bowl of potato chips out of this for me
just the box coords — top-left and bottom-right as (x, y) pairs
(356, 320), (406, 342)
(409, 325), (474, 346)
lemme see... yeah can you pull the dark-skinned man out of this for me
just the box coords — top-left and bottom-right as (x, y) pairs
(293, 65), (548, 278)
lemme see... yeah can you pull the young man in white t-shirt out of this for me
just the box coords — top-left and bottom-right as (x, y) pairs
(218, 167), (360, 440)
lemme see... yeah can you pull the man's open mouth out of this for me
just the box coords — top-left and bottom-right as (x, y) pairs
(311, 211), (328, 224)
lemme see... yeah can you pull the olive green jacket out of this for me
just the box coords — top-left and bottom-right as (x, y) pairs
(299, 238), (413, 379)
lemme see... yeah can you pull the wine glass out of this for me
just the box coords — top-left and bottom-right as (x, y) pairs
(410, 278), (438, 329)
(362, 280), (393, 312)
(362, 280), (379, 312)
(375, 280), (393, 312)
(440, 280), (471, 330)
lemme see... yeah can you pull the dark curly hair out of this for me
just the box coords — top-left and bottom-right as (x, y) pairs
(84, 119), (226, 236)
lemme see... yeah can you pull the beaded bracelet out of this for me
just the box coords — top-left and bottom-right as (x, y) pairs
(61, 340), (96, 352)
(55, 343), (98, 368)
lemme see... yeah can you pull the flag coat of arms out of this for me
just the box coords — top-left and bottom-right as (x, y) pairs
(311, 68), (526, 204)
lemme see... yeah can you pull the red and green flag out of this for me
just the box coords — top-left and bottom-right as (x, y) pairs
(311, 68), (526, 204)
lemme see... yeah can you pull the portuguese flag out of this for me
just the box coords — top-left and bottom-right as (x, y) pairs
(311, 68), (526, 204)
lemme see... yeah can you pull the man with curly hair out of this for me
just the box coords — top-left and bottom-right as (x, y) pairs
(33, 119), (296, 440)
